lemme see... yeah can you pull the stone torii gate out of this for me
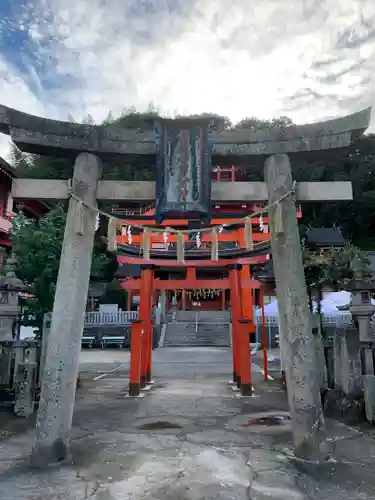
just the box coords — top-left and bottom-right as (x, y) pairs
(0, 104), (370, 465)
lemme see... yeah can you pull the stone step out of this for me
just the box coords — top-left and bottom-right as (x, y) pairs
(164, 342), (230, 347)
(163, 318), (230, 348)
(163, 342), (230, 347)
(164, 337), (229, 342)
(165, 335), (229, 341)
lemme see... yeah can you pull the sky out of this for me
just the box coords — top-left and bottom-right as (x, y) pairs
(0, 0), (374, 159)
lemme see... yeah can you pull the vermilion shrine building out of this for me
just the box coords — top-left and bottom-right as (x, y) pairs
(113, 166), (302, 315)
(0, 156), (48, 256)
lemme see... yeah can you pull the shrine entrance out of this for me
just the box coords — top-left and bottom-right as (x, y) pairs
(123, 259), (261, 398)
(1, 100), (369, 464)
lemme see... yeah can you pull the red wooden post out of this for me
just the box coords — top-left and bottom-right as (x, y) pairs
(129, 320), (143, 396)
(239, 319), (252, 395)
(221, 290), (226, 310)
(139, 265), (154, 386)
(236, 228), (255, 325)
(186, 267), (196, 281)
(228, 264), (242, 386)
(260, 288), (269, 381)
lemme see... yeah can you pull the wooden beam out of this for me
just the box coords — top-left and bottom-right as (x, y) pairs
(12, 179), (353, 202)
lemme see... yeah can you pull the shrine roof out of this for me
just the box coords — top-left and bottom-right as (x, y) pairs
(254, 260), (275, 283)
(303, 227), (346, 247)
(115, 263), (141, 278)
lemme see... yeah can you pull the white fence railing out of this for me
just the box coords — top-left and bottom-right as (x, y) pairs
(85, 311), (138, 326)
(254, 314), (353, 327)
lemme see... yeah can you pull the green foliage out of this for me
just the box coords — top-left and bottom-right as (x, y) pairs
(234, 116), (293, 130)
(11, 204), (113, 331)
(303, 244), (364, 291)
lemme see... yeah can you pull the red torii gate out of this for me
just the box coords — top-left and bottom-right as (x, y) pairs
(123, 255), (271, 398)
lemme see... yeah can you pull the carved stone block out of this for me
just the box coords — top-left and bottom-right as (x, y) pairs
(363, 375), (375, 424)
(13, 362), (37, 417)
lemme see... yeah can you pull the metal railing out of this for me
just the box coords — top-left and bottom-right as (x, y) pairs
(111, 203), (155, 216)
(85, 310), (138, 326)
(254, 314), (353, 327)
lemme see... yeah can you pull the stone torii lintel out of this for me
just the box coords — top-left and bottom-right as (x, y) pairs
(11, 179), (354, 202)
(0, 104), (371, 157)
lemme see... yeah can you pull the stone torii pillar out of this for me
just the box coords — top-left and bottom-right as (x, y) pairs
(265, 154), (328, 461)
(31, 153), (102, 467)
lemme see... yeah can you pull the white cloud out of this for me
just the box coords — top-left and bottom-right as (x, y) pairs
(0, 0), (375, 159)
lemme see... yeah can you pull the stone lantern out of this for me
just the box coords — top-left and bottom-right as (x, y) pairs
(0, 254), (25, 342)
(346, 256), (375, 343)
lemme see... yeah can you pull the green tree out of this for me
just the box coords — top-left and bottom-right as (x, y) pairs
(302, 244), (365, 312)
(234, 115), (293, 130)
(11, 204), (114, 332)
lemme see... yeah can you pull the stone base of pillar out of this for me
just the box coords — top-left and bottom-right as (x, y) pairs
(129, 383), (141, 397)
(240, 383), (252, 396)
(141, 385), (152, 392)
(30, 439), (71, 468)
(140, 376), (146, 389)
(125, 393), (145, 399)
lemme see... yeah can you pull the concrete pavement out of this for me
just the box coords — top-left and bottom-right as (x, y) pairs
(1, 347), (375, 499)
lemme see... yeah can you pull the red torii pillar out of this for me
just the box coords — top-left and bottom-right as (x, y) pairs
(228, 264), (252, 396)
(139, 264), (154, 387)
(129, 320), (143, 396)
(236, 228), (255, 326)
(128, 264), (154, 396)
